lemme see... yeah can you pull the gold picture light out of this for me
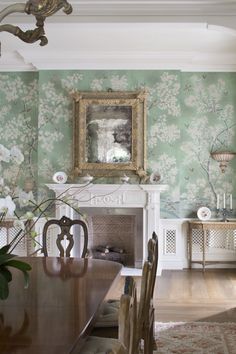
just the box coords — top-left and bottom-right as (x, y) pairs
(0, 0), (72, 50)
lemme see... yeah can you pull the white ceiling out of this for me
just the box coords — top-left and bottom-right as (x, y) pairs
(1, 0), (236, 71)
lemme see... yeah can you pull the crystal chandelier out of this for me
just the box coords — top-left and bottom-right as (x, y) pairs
(0, 0), (72, 51)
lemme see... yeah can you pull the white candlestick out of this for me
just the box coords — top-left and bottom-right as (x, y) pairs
(216, 194), (220, 210)
(230, 194), (233, 210)
(223, 193), (226, 208)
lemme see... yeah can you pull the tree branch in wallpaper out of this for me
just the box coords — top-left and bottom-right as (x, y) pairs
(183, 75), (235, 209)
(195, 151), (216, 200)
(210, 123), (236, 153)
(0, 75), (38, 191)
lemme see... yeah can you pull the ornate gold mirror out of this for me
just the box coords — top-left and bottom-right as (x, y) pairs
(72, 90), (147, 177)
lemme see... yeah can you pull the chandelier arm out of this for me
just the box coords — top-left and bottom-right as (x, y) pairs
(0, 24), (48, 46)
(0, 0), (72, 51)
(0, 3), (27, 22)
(25, 0), (73, 17)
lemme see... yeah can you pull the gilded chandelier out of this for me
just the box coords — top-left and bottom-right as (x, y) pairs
(0, 0), (72, 50)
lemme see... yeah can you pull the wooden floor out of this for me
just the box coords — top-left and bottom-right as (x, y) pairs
(107, 269), (236, 323)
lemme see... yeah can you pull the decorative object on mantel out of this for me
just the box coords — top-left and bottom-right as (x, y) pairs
(210, 151), (236, 173)
(0, 0), (72, 55)
(81, 174), (94, 184)
(149, 171), (161, 184)
(52, 171), (68, 184)
(120, 174), (130, 184)
(197, 206), (211, 221)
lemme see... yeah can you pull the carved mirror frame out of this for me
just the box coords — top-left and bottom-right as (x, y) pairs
(72, 90), (147, 177)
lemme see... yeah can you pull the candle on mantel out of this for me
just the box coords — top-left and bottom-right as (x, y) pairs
(216, 194), (220, 210)
(230, 194), (233, 210)
(223, 193), (226, 208)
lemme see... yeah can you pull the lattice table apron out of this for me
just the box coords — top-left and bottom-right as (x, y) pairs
(188, 221), (236, 271)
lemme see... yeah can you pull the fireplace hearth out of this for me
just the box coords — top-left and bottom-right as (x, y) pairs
(91, 245), (127, 265)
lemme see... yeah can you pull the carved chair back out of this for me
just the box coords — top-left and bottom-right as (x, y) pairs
(147, 231), (159, 299)
(42, 215), (88, 258)
(119, 284), (138, 354)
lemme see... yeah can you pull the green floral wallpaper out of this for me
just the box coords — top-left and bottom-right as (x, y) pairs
(0, 70), (235, 219)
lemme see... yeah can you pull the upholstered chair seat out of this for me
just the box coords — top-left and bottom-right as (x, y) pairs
(80, 287), (138, 354)
(95, 299), (120, 327)
(79, 336), (127, 354)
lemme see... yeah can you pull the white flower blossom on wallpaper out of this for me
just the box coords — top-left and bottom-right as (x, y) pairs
(149, 154), (177, 185)
(0, 74), (38, 191)
(39, 130), (64, 153)
(91, 78), (104, 91)
(148, 72), (181, 116)
(61, 73), (84, 92)
(149, 114), (180, 147)
(110, 75), (129, 91)
(148, 72), (181, 155)
(0, 75), (38, 105)
(185, 77), (228, 114)
(39, 82), (71, 126)
(38, 158), (55, 180)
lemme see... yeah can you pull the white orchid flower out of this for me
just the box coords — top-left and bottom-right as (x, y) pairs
(3, 186), (11, 196)
(24, 211), (34, 220)
(0, 145), (10, 163)
(13, 219), (25, 230)
(10, 146), (24, 165)
(0, 195), (16, 216)
(18, 190), (36, 208)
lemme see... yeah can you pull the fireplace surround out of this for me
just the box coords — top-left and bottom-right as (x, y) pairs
(46, 183), (168, 274)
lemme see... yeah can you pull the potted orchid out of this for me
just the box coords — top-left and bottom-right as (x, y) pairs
(0, 144), (33, 299)
(0, 144), (82, 300)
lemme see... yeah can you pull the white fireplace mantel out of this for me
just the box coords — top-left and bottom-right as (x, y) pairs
(46, 183), (168, 274)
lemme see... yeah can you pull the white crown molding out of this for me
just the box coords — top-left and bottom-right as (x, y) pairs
(1, 20), (236, 72)
(15, 49), (236, 72)
(69, 0), (236, 16)
(2, 0), (236, 23)
(0, 51), (35, 71)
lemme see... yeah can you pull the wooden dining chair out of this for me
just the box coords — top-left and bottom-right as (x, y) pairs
(42, 215), (88, 258)
(92, 233), (159, 353)
(80, 284), (138, 354)
(148, 231), (159, 299)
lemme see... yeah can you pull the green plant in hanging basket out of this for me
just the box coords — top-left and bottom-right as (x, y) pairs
(0, 245), (31, 300)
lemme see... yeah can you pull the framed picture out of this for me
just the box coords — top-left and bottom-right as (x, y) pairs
(72, 90), (147, 177)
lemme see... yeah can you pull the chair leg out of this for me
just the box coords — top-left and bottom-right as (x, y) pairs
(143, 324), (153, 354)
(143, 307), (155, 354)
(152, 322), (157, 350)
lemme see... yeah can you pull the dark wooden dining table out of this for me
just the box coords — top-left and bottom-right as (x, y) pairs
(0, 257), (122, 354)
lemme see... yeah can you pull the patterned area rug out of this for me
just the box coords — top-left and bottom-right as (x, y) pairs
(154, 322), (236, 354)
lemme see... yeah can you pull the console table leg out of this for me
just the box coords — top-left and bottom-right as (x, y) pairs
(203, 230), (206, 272)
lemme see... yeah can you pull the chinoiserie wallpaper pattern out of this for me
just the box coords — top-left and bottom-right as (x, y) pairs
(0, 70), (235, 219)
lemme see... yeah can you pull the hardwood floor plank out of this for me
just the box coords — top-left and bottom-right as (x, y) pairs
(106, 269), (236, 322)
